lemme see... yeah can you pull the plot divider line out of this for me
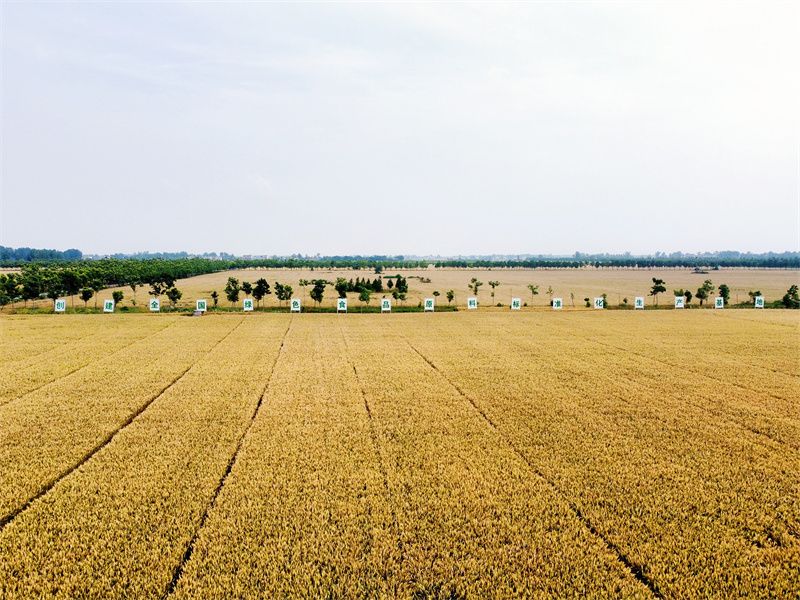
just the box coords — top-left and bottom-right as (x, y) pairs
(2, 318), (180, 408)
(0, 317), (245, 533)
(163, 317), (292, 599)
(404, 338), (666, 600)
(339, 326), (390, 494)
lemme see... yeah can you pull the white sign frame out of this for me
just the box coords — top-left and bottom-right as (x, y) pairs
(54, 299), (66, 312)
(243, 298), (254, 312)
(754, 296), (765, 308)
(196, 299), (207, 312)
(467, 297), (478, 310)
(103, 299), (114, 313)
(552, 298), (563, 309)
(424, 298), (434, 312)
(594, 298), (604, 309)
(511, 298), (521, 310)
(675, 296), (685, 309)
(714, 297), (724, 309)
(337, 298), (347, 313)
(634, 297), (645, 309)
(150, 299), (160, 312)
(290, 298), (301, 312)
(381, 298), (391, 312)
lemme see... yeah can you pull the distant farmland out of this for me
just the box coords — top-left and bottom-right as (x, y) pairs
(1, 310), (797, 598)
(15, 266), (799, 311)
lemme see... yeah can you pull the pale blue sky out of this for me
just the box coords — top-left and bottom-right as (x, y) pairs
(2, 1), (798, 256)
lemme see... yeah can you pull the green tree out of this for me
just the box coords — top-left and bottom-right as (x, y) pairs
(112, 290), (124, 306)
(299, 279), (309, 302)
(782, 285), (799, 309)
(129, 280), (139, 307)
(241, 281), (253, 298)
(210, 291), (219, 308)
(684, 290), (692, 305)
(433, 291), (440, 299)
(469, 278), (483, 297)
(310, 279), (327, 307)
(225, 277), (241, 307)
(527, 284), (539, 304)
(650, 278), (666, 305)
(488, 281), (500, 300)
(387, 278), (394, 289)
(718, 284), (731, 306)
(358, 287), (371, 311)
(274, 282), (293, 308)
(584, 297), (591, 308)
(446, 290), (454, 305)
(697, 279), (714, 306)
(253, 279), (270, 308)
(80, 287), (94, 308)
(335, 278), (349, 298)
(166, 287), (182, 309)
(748, 290), (762, 305)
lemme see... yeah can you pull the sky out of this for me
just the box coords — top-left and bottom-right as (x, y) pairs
(1, 1), (798, 257)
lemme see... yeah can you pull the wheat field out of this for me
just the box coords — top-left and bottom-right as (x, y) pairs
(1, 310), (797, 599)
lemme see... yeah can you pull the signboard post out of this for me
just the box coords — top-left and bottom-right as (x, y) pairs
(754, 296), (765, 308)
(103, 299), (114, 313)
(594, 298), (604, 309)
(552, 298), (563, 309)
(424, 298), (434, 312)
(381, 298), (391, 312)
(290, 298), (301, 312)
(511, 298), (521, 310)
(467, 297), (478, 310)
(715, 297), (724, 309)
(337, 298), (347, 313)
(150, 299), (160, 312)
(675, 296), (684, 309)
(54, 299), (66, 313)
(243, 299), (253, 311)
(197, 299), (207, 312)
(634, 297), (645, 309)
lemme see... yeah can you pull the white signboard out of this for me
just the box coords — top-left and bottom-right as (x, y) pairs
(243, 299), (253, 311)
(54, 299), (66, 312)
(594, 297), (604, 309)
(196, 299), (207, 312)
(552, 298), (563, 309)
(103, 299), (114, 313)
(467, 297), (478, 310)
(675, 296), (684, 309)
(381, 298), (391, 312)
(290, 298), (301, 312)
(715, 297), (724, 309)
(511, 298), (521, 310)
(754, 296), (765, 308)
(424, 298), (434, 312)
(150, 299), (160, 312)
(634, 297), (645, 309)
(337, 298), (347, 312)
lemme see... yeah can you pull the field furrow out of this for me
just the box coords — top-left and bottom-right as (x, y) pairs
(401, 313), (799, 599)
(0, 315), (177, 406)
(0, 316), (288, 600)
(0, 317), (238, 525)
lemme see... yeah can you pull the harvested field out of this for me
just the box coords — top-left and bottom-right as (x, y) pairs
(0, 310), (797, 599)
